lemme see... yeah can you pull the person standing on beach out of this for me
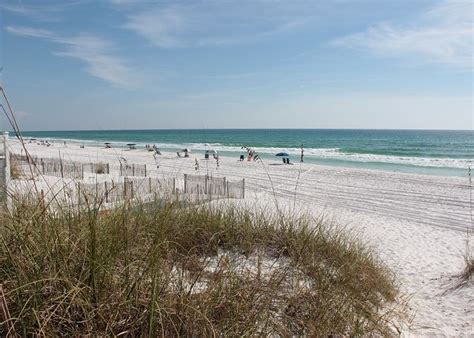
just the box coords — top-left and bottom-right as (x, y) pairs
(300, 144), (304, 162)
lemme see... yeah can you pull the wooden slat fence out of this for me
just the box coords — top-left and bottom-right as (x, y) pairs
(119, 163), (147, 177)
(10, 154), (110, 179)
(184, 174), (245, 200)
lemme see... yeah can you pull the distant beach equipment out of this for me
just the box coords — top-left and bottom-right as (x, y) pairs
(104, 142), (112, 148)
(127, 143), (137, 150)
(205, 149), (218, 159)
(275, 152), (289, 157)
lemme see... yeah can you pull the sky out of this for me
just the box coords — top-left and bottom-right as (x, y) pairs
(0, 0), (472, 131)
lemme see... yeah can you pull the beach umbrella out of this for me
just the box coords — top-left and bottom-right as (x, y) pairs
(206, 149), (217, 154)
(275, 152), (289, 157)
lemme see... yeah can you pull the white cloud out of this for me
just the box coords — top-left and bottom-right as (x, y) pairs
(122, 2), (306, 48)
(6, 26), (55, 39)
(196, 21), (303, 47)
(124, 7), (186, 48)
(0, 1), (86, 22)
(6, 26), (135, 87)
(332, 0), (473, 69)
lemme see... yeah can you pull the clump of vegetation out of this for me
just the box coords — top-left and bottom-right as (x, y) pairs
(95, 163), (107, 174)
(9, 161), (21, 179)
(454, 247), (474, 289)
(462, 255), (474, 281)
(0, 198), (405, 336)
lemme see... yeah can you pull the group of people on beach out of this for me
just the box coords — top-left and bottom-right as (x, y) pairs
(145, 144), (161, 155)
(27, 138), (53, 147)
(240, 146), (260, 162)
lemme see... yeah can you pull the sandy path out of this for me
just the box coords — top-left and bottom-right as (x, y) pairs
(9, 141), (474, 336)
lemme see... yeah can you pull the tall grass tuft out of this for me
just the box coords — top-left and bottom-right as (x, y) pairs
(0, 196), (406, 336)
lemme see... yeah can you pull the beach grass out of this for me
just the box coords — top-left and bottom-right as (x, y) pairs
(462, 255), (474, 281)
(9, 161), (21, 180)
(0, 196), (406, 336)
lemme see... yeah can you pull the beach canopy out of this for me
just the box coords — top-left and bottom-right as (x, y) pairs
(275, 152), (289, 157)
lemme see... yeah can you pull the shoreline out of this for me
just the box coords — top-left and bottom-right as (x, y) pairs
(15, 136), (473, 178)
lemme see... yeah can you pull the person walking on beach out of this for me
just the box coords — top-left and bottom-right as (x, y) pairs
(300, 144), (304, 163)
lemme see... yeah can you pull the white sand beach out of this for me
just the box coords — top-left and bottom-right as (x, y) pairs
(9, 140), (473, 336)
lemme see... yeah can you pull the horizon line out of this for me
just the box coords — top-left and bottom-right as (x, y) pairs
(16, 127), (474, 133)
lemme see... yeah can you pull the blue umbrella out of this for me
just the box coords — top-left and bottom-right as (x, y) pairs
(275, 152), (289, 157)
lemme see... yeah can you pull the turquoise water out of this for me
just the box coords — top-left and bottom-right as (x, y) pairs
(20, 129), (473, 177)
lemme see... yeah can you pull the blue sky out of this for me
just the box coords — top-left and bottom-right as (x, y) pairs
(0, 0), (472, 131)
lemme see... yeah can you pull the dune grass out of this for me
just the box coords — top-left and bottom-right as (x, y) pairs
(0, 197), (405, 336)
(9, 161), (21, 180)
(462, 255), (474, 281)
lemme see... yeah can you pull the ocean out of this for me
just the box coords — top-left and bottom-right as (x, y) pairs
(20, 129), (473, 177)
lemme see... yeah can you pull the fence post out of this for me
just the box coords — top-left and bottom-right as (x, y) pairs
(104, 181), (109, 203)
(132, 164), (135, 177)
(173, 178), (176, 195)
(41, 159), (45, 174)
(123, 177), (127, 199)
(226, 181), (229, 198)
(184, 174), (187, 194)
(131, 181), (134, 199)
(242, 179), (245, 199)
(205, 175), (208, 195)
(1, 132), (10, 208)
(77, 183), (81, 207)
(106, 163), (110, 174)
(144, 164), (147, 177)
(149, 177), (152, 193)
(208, 177), (212, 201)
(60, 158), (64, 178)
(223, 177), (226, 197)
